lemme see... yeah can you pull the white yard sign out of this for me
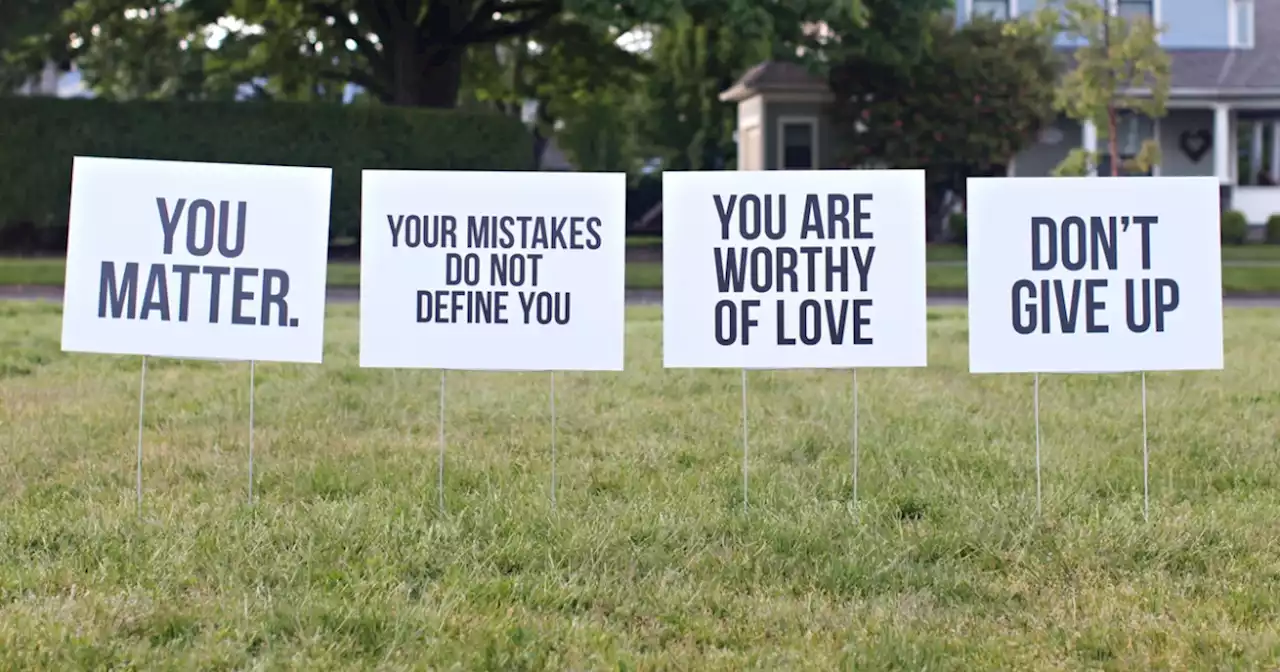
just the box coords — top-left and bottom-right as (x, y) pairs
(61, 156), (333, 363)
(359, 171), (626, 371)
(967, 176), (1223, 373)
(662, 170), (928, 369)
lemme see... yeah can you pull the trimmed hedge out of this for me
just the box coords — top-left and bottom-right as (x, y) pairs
(1267, 214), (1280, 244)
(1221, 209), (1248, 246)
(947, 211), (967, 246)
(0, 97), (535, 252)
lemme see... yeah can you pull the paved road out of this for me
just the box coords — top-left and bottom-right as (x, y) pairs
(5, 286), (1280, 307)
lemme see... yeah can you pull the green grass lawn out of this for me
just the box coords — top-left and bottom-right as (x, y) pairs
(926, 243), (1280, 263)
(6, 245), (1280, 293)
(2, 302), (1280, 667)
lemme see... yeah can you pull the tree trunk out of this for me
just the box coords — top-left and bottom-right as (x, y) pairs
(1107, 105), (1120, 176)
(392, 47), (465, 108)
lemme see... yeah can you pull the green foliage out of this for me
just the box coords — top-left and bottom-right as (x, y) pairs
(0, 97), (533, 248)
(462, 16), (652, 172)
(948, 211), (967, 246)
(2, 0), (563, 107)
(1019, 0), (1171, 176)
(830, 12), (1056, 237)
(831, 14), (1058, 171)
(1267, 215), (1280, 245)
(1222, 210), (1248, 246)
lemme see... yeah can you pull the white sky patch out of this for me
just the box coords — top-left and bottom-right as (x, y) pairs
(616, 27), (653, 53)
(204, 16), (264, 49)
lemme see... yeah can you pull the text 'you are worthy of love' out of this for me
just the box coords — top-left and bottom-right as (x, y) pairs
(710, 192), (879, 347)
(386, 212), (604, 327)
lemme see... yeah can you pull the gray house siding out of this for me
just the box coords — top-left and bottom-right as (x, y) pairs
(1014, 117), (1081, 176)
(1012, 111), (1220, 178)
(1158, 110), (1216, 176)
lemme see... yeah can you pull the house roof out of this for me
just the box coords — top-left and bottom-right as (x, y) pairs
(718, 61), (830, 102)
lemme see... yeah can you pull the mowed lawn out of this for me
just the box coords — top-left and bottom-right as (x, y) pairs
(3, 302), (1280, 668)
(8, 244), (1280, 294)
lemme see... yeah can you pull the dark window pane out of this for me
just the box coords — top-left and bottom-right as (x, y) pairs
(782, 122), (814, 169)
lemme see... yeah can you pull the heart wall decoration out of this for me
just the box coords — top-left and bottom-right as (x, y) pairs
(1180, 129), (1212, 163)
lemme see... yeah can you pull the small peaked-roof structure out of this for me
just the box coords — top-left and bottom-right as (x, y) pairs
(718, 60), (832, 103)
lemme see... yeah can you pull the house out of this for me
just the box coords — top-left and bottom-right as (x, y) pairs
(13, 61), (88, 98)
(721, 0), (1280, 224)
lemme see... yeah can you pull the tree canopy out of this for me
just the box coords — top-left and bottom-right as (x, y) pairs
(828, 12), (1060, 233)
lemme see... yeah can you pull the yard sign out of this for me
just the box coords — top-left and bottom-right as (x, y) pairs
(966, 176), (1224, 373)
(359, 171), (627, 371)
(61, 156), (333, 363)
(662, 169), (928, 369)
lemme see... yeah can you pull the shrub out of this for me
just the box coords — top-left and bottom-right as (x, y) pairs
(0, 98), (535, 252)
(948, 211), (967, 246)
(1221, 210), (1248, 245)
(1266, 214), (1280, 244)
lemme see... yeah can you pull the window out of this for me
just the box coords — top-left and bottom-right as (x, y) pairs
(971, 0), (1011, 20)
(1116, 0), (1153, 21)
(1098, 113), (1156, 176)
(778, 119), (817, 169)
(1230, 0), (1255, 49)
(1236, 118), (1276, 185)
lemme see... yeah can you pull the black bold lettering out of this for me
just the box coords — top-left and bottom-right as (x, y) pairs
(231, 267), (258, 325)
(217, 201), (247, 258)
(203, 266), (230, 323)
(1011, 279), (1036, 334)
(1031, 217), (1057, 270)
(1154, 278), (1179, 331)
(851, 299), (872, 344)
(800, 195), (824, 239)
(186, 199), (217, 256)
(828, 194), (850, 238)
(714, 195), (737, 240)
(852, 194), (872, 239)
(715, 300), (737, 345)
(98, 261), (139, 319)
(1084, 279), (1108, 333)
(1060, 216), (1086, 271)
(139, 264), (170, 321)
(157, 198), (186, 254)
(388, 214), (406, 247)
(172, 264), (198, 322)
(713, 248), (748, 292)
(261, 269), (291, 326)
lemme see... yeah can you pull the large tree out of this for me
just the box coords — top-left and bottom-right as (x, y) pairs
(1, 0), (566, 107)
(828, 13), (1060, 237)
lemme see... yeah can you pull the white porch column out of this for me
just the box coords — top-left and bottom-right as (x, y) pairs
(1083, 120), (1098, 176)
(1214, 103), (1233, 184)
(1251, 121), (1264, 179)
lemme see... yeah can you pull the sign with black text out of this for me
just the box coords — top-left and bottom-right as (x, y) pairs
(662, 170), (928, 369)
(967, 176), (1223, 373)
(61, 157), (333, 362)
(359, 171), (626, 371)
